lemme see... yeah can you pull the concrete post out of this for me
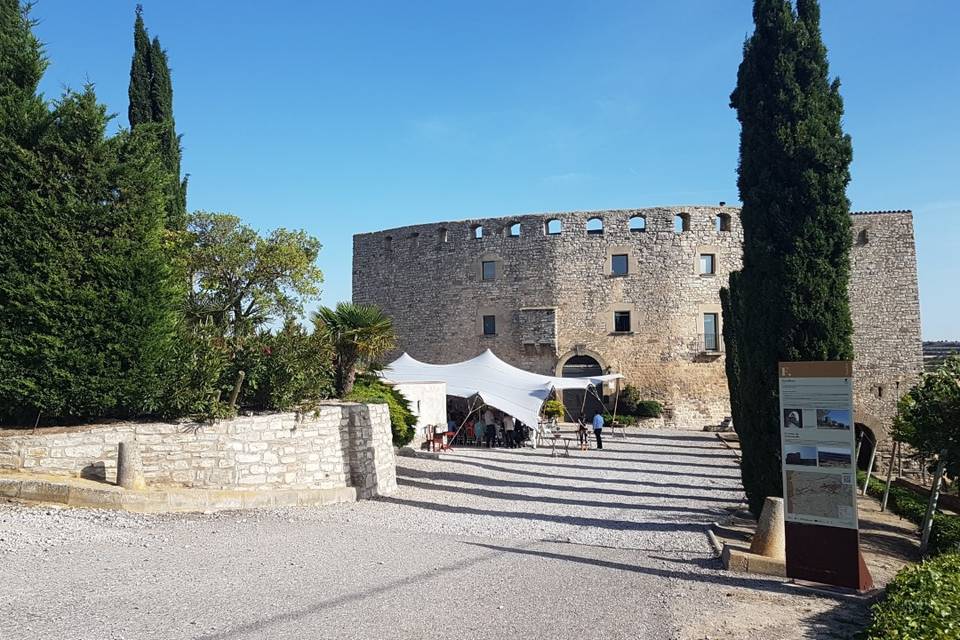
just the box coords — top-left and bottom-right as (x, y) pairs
(117, 441), (146, 490)
(749, 496), (786, 560)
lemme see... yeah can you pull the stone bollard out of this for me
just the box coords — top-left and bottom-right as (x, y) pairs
(117, 441), (146, 491)
(749, 496), (786, 559)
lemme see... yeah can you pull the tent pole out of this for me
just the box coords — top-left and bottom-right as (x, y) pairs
(445, 395), (482, 450)
(612, 378), (621, 423)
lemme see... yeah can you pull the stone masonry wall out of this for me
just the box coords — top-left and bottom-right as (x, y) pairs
(353, 207), (923, 434)
(0, 402), (396, 497)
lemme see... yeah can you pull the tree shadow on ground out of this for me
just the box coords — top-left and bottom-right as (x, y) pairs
(438, 456), (743, 493)
(463, 541), (792, 592)
(395, 477), (728, 518)
(487, 449), (738, 470)
(396, 466), (743, 505)
(623, 433), (718, 442)
(377, 494), (712, 531)
(439, 454), (742, 480)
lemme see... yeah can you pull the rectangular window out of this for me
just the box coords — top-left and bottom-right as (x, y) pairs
(699, 254), (716, 275)
(482, 261), (496, 281)
(703, 313), (719, 351)
(611, 254), (629, 276)
(482, 315), (496, 336)
(613, 311), (631, 333)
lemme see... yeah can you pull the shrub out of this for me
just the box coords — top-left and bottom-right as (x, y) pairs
(156, 320), (233, 421)
(238, 321), (333, 412)
(859, 471), (960, 557)
(542, 400), (564, 420)
(617, 385), (663, 418)
(865, 553), (960, 640)
(345, 375), (417, 447)
(603, 413), (638, 426)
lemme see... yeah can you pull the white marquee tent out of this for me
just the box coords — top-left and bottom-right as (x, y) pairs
(381, 349), (623, 429)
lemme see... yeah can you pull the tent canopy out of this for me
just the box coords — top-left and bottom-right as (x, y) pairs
(381, 349), (623, 429)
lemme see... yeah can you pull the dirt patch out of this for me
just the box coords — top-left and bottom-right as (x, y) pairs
(680, 493), (919, 639)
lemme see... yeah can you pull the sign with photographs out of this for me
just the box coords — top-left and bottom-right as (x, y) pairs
(779, 361), (858, 530)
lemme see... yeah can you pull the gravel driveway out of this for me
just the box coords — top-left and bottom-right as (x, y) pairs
(0, 429), (790, 640)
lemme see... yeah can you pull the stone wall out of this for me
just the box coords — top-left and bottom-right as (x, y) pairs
(353, 207), (923, 434)
(0, 402), (396, 498)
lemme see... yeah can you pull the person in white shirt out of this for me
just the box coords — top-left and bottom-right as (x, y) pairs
(503, 415), (515, 448)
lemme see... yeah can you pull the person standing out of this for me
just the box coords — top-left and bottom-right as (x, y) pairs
(592, 412), (604, 450)
(503, 414), (515, 448)
(474, 414), (486, 447)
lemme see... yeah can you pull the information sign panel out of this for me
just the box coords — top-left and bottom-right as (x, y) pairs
(779, 361), (872, 591)
(779, 361), (858, 529)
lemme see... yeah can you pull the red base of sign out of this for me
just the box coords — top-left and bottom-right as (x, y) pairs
(785, 521), (873, 591)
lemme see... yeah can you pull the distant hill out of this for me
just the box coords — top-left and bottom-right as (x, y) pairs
(924, 341), (960, 371)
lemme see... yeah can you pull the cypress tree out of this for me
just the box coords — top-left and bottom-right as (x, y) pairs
(127, 4), (152, 128)
(127, 5), (186, 229)
(724, 0), (854, 516)
(0, 2), (180, 423)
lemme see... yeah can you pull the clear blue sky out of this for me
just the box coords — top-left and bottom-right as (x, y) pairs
(31, 1), (959, 340)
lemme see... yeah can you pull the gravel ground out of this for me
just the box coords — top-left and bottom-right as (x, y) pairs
(0, 429), (853, 639)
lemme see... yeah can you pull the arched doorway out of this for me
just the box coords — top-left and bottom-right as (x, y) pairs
(854, 423), (877, 470)
(559, 354), (606, 422)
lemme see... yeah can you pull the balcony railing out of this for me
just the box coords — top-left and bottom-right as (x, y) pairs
(696, 333), (724, 354)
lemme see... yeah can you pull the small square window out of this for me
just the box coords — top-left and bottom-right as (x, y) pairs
(482, 261), (496, 281)
(699, 254), (715, 275)
(611, 254), (629, 276)
(613, 311), (631, 333)
(482, 315), (496, 336)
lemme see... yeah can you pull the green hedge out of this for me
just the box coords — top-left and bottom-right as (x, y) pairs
(345, 376), (417, 447)
(617, 385), (664, 418)
(859, 471), (960, 556)
(865, 553), (960, 640)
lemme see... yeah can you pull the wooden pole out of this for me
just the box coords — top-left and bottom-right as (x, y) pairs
(228, 370), (246, 409)
(920, 451), (949, 557)
(881, 440), (899, 512)
(862, 436), (878, 496)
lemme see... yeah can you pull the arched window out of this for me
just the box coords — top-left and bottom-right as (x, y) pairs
(384, 235), (393, 251)
(508, 222), (521, 237)
(586, 217), (604, 235)
(545, 219), (562, 235)
(473, 225), (484, 239)
(438, 227), (448, 243)
(674, 213), (690, 233)
(716, 213), (731, 232)
(856, 228), (869, 245)
(629, 215), (646, 232)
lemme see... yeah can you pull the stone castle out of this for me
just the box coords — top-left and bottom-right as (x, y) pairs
(352, 206), (922, 444)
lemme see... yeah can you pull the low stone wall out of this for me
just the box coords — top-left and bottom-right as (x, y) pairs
(0, 402), (396, 499)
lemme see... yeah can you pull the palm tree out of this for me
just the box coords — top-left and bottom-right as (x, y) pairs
(313, 302), (396, 396)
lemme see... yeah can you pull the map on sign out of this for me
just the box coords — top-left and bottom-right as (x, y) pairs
(779, 362), (858, 530)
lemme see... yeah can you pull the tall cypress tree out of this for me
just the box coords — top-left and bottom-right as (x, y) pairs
(0, 2), (180, 424)
(128, 4), (152, 128)
(127, 5), (186, 229)
(724, 0), (854, 516)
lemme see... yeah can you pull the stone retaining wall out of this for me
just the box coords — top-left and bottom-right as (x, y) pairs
(0, 402), (396, 498)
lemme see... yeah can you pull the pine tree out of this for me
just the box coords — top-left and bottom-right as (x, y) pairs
(127, 5), (186, 229)
(724, 0), (854, 516)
